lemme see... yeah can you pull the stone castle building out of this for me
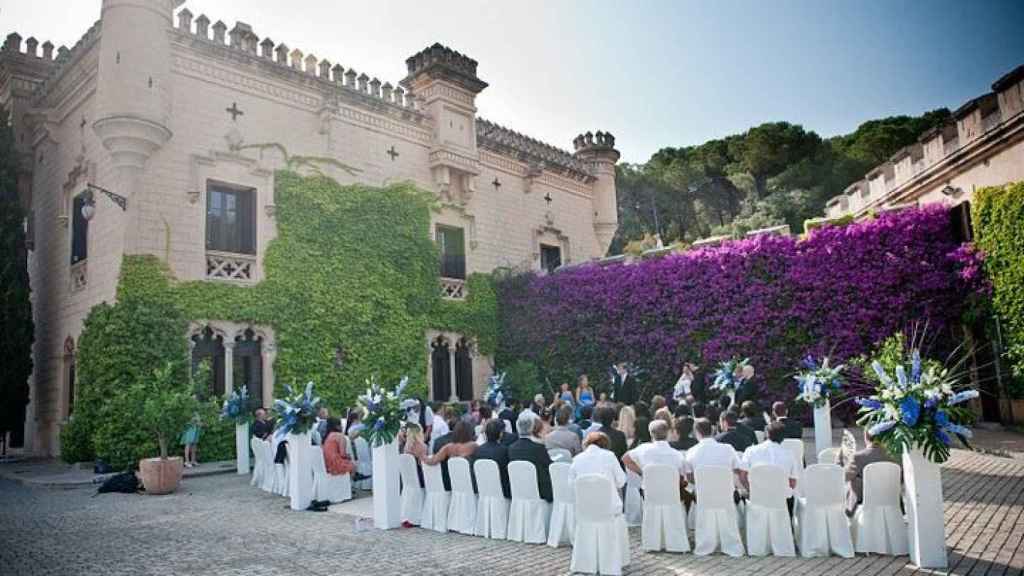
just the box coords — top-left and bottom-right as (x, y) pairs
(0, 0), (621, 456)
(823, 63), (1024, 224)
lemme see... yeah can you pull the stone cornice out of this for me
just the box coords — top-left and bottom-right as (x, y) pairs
(476, 118), (595, 183)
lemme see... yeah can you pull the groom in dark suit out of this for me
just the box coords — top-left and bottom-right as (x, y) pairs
(610, 363), (638, 406)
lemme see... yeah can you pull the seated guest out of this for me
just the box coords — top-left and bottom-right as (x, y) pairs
(772, 401), (803, 439)
(653, 407), (674, 429)
(577, 404), (595, 434)
(474, 419), (512, 498)
(844, 428), (898, 516)
(590, 406), (628, 463)
(730, 408), (758, 446)
(670, 415), (697, 451)
(314, 407), (330, 445)
(685, 418), (743, 486)
(402, 423), (428, 462)
(252, 408), (273, 440)
(344, 409), (365, 439)
(617, 405), (637, 447)
(427, 413), (461, 490)
(632, 402), (652, 448)
(475, 405), (515, 446)
(716, 411), (754, 453)
(742, 421), (800, 514)
(623, 420), (689, 479)
(322, 418), (355, 476)
(424, 420), (478, 465)
(691, 401), (707, 420)
(650, 395), (667, 415)
(508, 412), (554, 502)
(544, 405), (583, 456)
(740, 400), (767, 432)
(569, 432), (625, 511)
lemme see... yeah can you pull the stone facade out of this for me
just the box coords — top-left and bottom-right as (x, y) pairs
(823, 64), (1024, 220)
(0, 0), (620, 456)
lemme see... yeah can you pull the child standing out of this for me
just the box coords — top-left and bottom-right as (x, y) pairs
(180, 412), (201, 468)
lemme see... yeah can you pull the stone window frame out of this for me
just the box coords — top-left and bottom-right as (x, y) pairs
(532, 224), (570, 274)
(188, 321), (277, 410)
(425, 330), (483, 403)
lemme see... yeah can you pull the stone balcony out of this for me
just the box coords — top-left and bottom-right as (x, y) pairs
(206, 250), (256, 282)
(439, 277), (466, 300)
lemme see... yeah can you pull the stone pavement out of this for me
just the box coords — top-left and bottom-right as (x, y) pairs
(1, 449), (1022, 576)
(0, 458), (237, 487)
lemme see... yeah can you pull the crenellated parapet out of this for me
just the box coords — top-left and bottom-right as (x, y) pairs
(402, 43), (487, 95)
(572, 130), (620, 159)
(477, 118), (595, 182)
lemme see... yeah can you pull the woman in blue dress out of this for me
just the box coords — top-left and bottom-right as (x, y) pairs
(558, 382), (575, 407)
(575, 374), (595, 419)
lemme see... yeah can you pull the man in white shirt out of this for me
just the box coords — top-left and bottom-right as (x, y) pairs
(569, 432), (626, 512)
(623, 420), (689, 478)
(742, 421), (800, 514)
(685, 417), (743, 486)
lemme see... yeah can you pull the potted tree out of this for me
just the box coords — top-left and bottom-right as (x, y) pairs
(137, 361), (199, 495)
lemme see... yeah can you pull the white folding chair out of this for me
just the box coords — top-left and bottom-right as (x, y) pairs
(250, 437), (267, 490)
(571, 473), (630, 575)
(398, 454), (424, 526)
(447, 457), (478, 535)
(693, 465), (745, 557)
(796, 463), (854, 558)
(547, 462), (575, 547)
(548, 448), (572, 463)
(746, 464), (796, 556)
(507, 461), (551, 544)
(353, 436), (373, 491)
(624, 469), (643, 527)
(853, 462), (908, 555)
(641, 464), (690, 553)
(474, 459), (510, 539)
(420, 463), (450, 533)
(818, 447), (840, 465)
(311, 445), (352, 503)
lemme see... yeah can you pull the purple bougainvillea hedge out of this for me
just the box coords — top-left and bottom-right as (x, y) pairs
(496, 205), (986, 415)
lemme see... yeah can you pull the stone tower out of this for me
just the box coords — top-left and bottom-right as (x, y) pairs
(574, 131), (621, 255)
(92, 0), (178, 253)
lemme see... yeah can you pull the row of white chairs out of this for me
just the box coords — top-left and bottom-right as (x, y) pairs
(250, 436), (355, 504)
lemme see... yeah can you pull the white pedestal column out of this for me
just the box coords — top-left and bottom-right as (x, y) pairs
(903, 448), (947, 569)
(372, 439), (401, 530)
(813, 399), (833, 458)
(287, 431), (313, 511)
(235, 422), (250, 475)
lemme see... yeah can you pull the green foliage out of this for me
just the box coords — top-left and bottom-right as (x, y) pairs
(141, 361), (201, 459)
(505, 360), (542, 403)
(0, 105), (33, 436)
(973, 181), (1024, 396)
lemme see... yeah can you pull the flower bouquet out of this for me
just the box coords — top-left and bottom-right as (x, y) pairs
(856, 349), (976, 464)
(357, 375), (409, 448)
(220, 386), (255, 424)
(710, 357), (753, 395)
(485, 371), (508, 409)
(273, 381), (321, 439)
(794, 355), (844, 408)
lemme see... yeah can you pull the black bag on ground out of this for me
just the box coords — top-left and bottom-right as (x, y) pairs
(97, 471), (140, 494)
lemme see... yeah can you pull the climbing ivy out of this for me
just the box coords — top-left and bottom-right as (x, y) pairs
(66, 170), (497, 464)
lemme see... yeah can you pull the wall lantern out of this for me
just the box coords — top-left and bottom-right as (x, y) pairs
(80, 183), (128, 222)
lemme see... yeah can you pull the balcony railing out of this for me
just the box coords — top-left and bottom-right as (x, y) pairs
(70, 260), (87, 292)
(440, 277), (466, 300)
(206, 250), (256, 282)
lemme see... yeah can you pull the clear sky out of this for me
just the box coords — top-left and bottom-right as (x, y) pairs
(4, 0), (1024, 163)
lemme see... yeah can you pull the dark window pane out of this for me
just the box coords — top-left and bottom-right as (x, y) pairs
(71, 195), (88, 264)
(541, 244), (561, 274)
(206, 183), (256, 255)
(437, 226), (466, 279)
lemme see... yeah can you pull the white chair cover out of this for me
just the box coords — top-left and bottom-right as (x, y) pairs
(547, 462), (575, 547)
(693, 466), (745, 557)
(273, 461), (289, 497)
(745, 464), (796, 556)
(353, 436), (373, 491)
(447, 457), (478, 535)
(250, 437), (267, 490)
(754, 430), (766, 443)
(571, 473), (630, 575)
(507, 461), (551, 544)
(782, 438), (806, 495)
(398, 454), (424, 526)
(311, 445), (352, 503)
(853, 462), (908, 555)
(473, 459), (510, 539)
(624, 470), (643, 526)
(641, 464), (690, 553)
(420, 463), (451, 533)
(818, 447), (840, 465)
(795, 463), (854, 558)
(548, 448), (573, 463)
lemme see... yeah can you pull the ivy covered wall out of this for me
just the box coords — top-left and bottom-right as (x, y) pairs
(65, 170), (497, 465)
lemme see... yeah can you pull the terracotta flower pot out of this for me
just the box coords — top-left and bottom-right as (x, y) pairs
(139, 456), (184, 495)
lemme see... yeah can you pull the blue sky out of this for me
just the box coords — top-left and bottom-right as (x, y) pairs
(4, 0), (1023, 162)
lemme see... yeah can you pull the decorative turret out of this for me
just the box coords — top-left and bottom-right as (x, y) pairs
(574, 130), (621, 255)
(401, 42), (488, 95)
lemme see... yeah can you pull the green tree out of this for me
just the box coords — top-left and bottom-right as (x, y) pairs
(0, 105), (33, 446)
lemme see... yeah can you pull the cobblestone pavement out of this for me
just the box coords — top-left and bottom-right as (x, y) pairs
(1, 450), (1022, 576)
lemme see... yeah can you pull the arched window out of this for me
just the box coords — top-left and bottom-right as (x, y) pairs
(454, 338), (473, 401)
(191, 327), (225, 396)
(431, 336), (451, 401)
(233, 329), (264, 402)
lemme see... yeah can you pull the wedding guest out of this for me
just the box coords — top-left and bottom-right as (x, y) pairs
(670, 415), (697, 451)
(558, 382), (575, 407)
(424, 420), (478, 465)
(508, 413), (553, 502)
(576, 374), (596, 417)
(402, 423), (428, 463)
(685, 418), (743, 486)
(772, 402), (803, 439)
(611, 362), (637, 406)
(544, 405), (582, 456)
(577, 404), (594, 434)
(252, 407), (273, 440)
(617, 405), (637, 447)
(740, 400), (767, 432)
(651, 395), (667, 415)
(742, 421), (799, 514)
(344, 409), (365, 439)
(593, 406), (628, 463)
(844, 428), (898, 516)
(632, 402), (652, 449)
(473, 419), (511, 498)
(180, 411), (202, 468)
(691, 401), (707, 420)
(623, 420), (689, 479)
(475, 405), (514, 446)
(313, 407), (330, 445)
(404, 397), (434, 444)
(716, 411), (754, 453)
(568, 432), (625, 511)
(322, 418), (355, 476)
(428, 412), (461, 490)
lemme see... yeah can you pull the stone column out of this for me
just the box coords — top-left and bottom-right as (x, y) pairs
(448, 342), (457, 402)
(223, 341), (235, 395)
(261, 343), (276, 409)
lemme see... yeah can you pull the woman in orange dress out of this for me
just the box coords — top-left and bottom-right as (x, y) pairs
(321, 418), (355, 476)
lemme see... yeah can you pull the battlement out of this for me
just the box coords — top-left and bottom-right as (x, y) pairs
(402, 43), (487, 94)
(172, 6), (421, 114)
(572, 131), (616, 152)
(476, 118), (594, 181)
(1, 23), (102, 107)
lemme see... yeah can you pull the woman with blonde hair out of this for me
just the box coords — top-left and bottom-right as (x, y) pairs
(616, 405), (637, 447)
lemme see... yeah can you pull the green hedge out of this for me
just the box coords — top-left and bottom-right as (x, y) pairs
(973, 181), (1024, 397)
(63, 170), (497, 466)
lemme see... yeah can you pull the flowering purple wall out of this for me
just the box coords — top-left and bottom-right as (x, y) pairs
(497, 206), (982, 411)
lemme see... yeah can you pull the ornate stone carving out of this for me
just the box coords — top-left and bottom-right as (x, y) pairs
(206, 250), (256, 282)
(439, 277), (466, 300)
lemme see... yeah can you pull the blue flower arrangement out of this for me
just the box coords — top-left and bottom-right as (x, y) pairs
(273, 381), (321, 439)
(357, 375), (409, 447)
(856, 348), (977, 463)
(794, 355), (844, 408)
(485, 371), (508, 408)
(220, 386), (255, 424)
(710, 357), (753, 393)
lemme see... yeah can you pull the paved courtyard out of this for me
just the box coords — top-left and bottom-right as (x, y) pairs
(1, 449), (1022, 576)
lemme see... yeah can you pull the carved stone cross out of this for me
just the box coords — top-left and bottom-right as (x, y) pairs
(386, 145), (399, 161)
(544, 192), (553, 205)
(492, 177), (501, 190)
(226, 102), (244, 122)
